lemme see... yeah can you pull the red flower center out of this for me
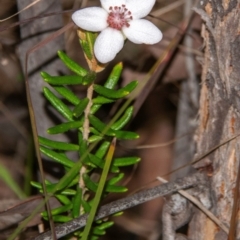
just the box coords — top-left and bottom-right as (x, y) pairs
(107, 5), (133, 30)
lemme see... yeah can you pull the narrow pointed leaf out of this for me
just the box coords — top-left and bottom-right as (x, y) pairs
(114, 130), (139, 140)
(95, 141), (110, 159)
(92, 96), (115, 104)
(88, 154), (119, 173)
(111, 106), (133, 130)
(107, 173), (124, 185)
(92, 228), (106, 236)
(42, 204), (72, 217)
(51, 215), (73, 223)
(88, 115), (115, 136)
(104, 62), (123, 89)
(53, 86), (80, 105)
(41, 72), (84, 85)
(88, 135), (103, 143)
(97, 221), (114, 230)
(39, 136), (79, 151)
(56, 194), (71, 205)
(40, 146), (74, 168)
(43, 87), (73, 121)
(105, 185), (128, 193)
(72, 186), (82, 218)
(93, 81), (138, 99)
(113, 157), (141, 167)
(58, 50), (88, 76)
(73, 98), (89, 118)
(47, 120), (83, 134)
(82, 71), (96, 85)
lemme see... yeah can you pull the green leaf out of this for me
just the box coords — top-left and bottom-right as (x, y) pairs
(72, 186), (82, 218)
(89, 115), (139, 139)
(113, 157), (141, 167)
(37, 176), (79, 194)
(40, 146), (74, 168)
(60, 189), (76, 195)
(56, 194), (71, 205)
(51, 215), (73, 223)
(90, 236), (99, 240)
(81, 198), (91, 213)
(113, 130), (139, 140)
(41, 72), (83, 85)
(89, 127), (101, 136)
(30, 181), (42, 189)
(92, 228), (106, 236)
(88, 154), (119, 173)
(83, 173), (97, 192)
(73, 98), (89, 118)
(79, 137), (88, 156)
(88, 135), (103, 143)
(92, 96), (115, 104)
(83, 173), (127, 193)
(42, 204), (72, 217)
(95, 141), (110, 159)
(58, 50), (88, 77)
(82, 71), (96, 85)
(111, 106), (133, 130)
(47, 120), (83, 134)
(88, 115), (115, 137)
(53, 86), (80, 105)
(39, 136), (79, 151)
(105, 184), (128, 193)
(93, 81), (138, 99)
(97, 221), (114, 230)
(107, 173), (124, 185)
(104, 62), (123, 89)
(43, 87), (73, 121)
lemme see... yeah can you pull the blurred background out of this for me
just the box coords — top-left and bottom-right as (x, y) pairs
(0, 0), (202, 239)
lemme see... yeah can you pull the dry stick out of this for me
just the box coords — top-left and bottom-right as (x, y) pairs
(0, 10), (74, 33)
(157, 177), (229, 234)
(128, 131), (240, 196)
(132, 10), (195, 118)
(0, 0), (42, 22)
(34, 172), (205, 240)
(151, 0), (186, 17)
(23, 22), (74, 240)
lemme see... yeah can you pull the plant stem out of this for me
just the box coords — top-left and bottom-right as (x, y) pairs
(79, 83), (94, 193)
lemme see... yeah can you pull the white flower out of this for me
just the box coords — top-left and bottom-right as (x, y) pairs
(72, 0), (162, 64)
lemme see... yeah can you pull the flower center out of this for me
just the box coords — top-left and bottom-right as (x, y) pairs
(107, 5), (133, 30)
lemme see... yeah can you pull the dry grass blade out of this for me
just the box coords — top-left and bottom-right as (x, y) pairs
(0, 0), (42, 22)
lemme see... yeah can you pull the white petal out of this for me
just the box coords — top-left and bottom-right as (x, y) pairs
(94, 28), (124, 63)
(126, 0), (156, 19)
(123, 19), (162, 44)
(100, 0), (126, 11)
(72, 7), (108, 32)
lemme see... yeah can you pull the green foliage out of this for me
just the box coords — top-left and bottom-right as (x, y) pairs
(32, 51), (140, 239)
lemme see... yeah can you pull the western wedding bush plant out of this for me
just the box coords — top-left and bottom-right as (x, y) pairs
(31, 0), (162, 239)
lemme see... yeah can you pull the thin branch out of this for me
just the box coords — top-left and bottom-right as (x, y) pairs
(34, 172), (205, 240)
(157, 177), (229, 234)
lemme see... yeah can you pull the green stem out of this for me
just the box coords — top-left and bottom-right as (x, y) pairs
(81, 138), (116, 240)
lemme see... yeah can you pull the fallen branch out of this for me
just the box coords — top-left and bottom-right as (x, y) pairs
(35, 172), (206, 240)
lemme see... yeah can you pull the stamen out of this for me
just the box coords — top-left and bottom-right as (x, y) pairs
(107, 4), (133, 30)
